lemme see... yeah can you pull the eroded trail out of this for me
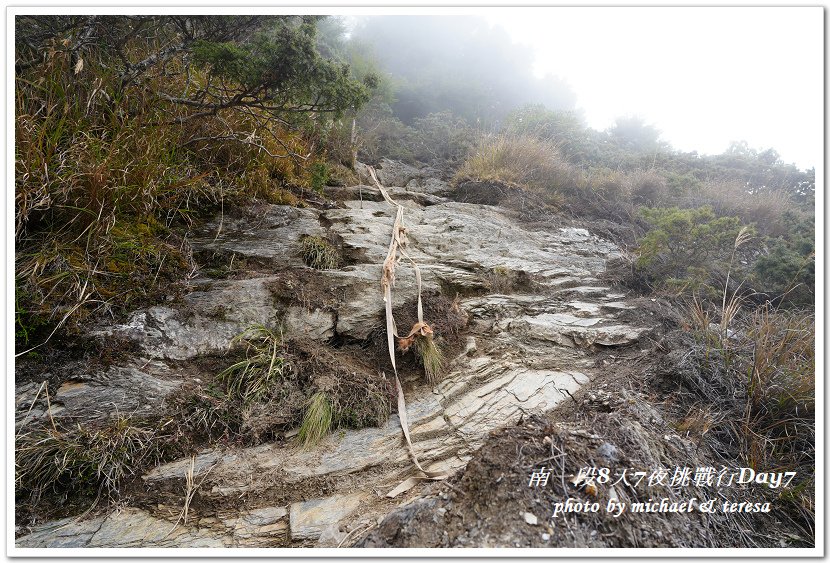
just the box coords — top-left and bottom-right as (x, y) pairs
(17, 161), (654, 548)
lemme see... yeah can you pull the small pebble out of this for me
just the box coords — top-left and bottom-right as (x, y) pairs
(596, 442), (619, 463)
(542, 533), (551, 541)
(523, 512), (538, 526)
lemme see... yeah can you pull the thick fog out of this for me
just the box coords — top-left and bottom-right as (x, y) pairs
(342, 10), (821, 170)
(348, 15), (577, 127)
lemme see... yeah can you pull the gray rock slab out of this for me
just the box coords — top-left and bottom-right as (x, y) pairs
(16, 517), (104, 548)
(290, 493), (365, 541)
(224, 506), (289, 546)
(53, 365), (179, 419)
(17, 509), (228, 548)
(192, 204), (324, 264)
(101, 277), (281, 360)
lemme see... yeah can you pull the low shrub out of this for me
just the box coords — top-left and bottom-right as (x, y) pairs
(410, 111), (475, 165)
(309, 162), (330, 194)
(356, 106), (475, 167)
(355, 108), (419, 164)
(636, 206), (749, 292)
(751, 211), (814, 307)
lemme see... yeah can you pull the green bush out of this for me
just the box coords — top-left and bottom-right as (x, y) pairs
(309, 162), (330, 193)
(410, 111), (475, 165)
(752, 212), (814, 306)
(357, 107), (474, 166)
(637, 206), (748, 291)
(356, 107), (418, 164)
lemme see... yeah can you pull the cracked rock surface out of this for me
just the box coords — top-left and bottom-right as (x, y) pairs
(16, 159), (653, 548)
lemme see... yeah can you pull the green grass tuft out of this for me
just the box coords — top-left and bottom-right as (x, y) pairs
(218, 324), (287, 403)
(297, 391), (333, 448)
(300, 236), (339, 270)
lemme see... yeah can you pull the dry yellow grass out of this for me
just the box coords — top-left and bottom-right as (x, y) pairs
(454, 134), (579, 194)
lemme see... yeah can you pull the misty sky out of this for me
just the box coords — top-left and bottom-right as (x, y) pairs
(484, 7), (822, 170)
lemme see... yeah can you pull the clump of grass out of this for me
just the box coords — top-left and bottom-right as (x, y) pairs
(393, 292), (468, 384)
(628, 169), (668, 206)
(586, 168), (630, 202)
(483, 266), (538, 295)
(695, 179), (795, 237)
(300, 236), (339, 270)
(171, 335), (393, 449)
(741, 306), (814, 468)
(169, 324), (294, 446)
(486, 265), (514, 294)
(169, 381), (241, 443)
(673, 224), (814, 533)
(454, 134), (579, 194)
(415, 333), (445, 384)
(218, 324), (288, 403)
(329, 375), (392, 430)
(297, 391), (333, 448)
(674, 301), (815, 536)
(290, 341), (392, 441)
(16, 416), (163, 503)
(675, 406), (716, 440)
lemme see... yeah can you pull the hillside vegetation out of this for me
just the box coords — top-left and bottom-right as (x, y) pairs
(15, 15), (372, 349)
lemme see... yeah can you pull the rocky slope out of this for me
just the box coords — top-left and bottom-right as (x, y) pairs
(16, 159), (655, 548)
